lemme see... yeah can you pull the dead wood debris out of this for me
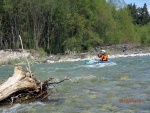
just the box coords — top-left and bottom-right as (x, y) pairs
(0, 35), (70, 106)
(0, 66), (69, 106)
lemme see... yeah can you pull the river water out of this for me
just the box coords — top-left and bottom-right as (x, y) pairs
(0, 56), (150, 113)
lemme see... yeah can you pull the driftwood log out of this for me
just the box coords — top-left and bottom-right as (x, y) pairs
(0, 66), (68, 105)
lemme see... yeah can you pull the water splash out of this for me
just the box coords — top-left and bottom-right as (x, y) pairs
(84, 62), (117, 68)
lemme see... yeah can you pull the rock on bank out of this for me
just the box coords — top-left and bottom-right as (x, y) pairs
(0, 50), (33, 65)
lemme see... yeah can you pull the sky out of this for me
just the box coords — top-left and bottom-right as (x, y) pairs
(124, 0), (150, 12)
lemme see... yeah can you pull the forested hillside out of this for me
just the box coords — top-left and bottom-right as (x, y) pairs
(0, 0), (150, 54)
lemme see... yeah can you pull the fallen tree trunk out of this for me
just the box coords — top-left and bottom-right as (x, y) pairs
(0, 66), (69, 105)
(0, 66), (39, 101)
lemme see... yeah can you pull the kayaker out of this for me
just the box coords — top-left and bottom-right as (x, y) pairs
(97, 50), (108, 61)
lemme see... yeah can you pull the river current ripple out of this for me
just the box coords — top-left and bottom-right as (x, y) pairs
(0, 56), (150, 113)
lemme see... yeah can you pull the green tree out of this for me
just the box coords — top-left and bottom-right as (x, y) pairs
(1, 0), (149, 53)
(127, 3), (137, 24)
(141, 3), (150, 25)
(128, 3), (150, 25)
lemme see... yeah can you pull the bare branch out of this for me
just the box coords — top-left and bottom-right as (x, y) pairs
(19, 35), (31, 73)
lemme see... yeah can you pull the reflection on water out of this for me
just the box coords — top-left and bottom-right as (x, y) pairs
(0, 56), (150, 112)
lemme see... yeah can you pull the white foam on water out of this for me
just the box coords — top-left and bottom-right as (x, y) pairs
(73, 75), (96, 81)
(84, 62), (117, 68)
(1, 102), (45, 113)
(2, 104), (21, 113)
(47, 65), (84, 72)
(109, 53), (150, 59)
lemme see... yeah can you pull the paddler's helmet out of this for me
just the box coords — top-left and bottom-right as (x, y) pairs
(101, 50), (106, 54)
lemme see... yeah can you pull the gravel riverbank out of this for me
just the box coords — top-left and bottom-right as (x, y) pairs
(0, 45), (150, 65)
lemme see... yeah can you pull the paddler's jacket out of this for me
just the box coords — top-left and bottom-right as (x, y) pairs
(97, 54), (108, 61)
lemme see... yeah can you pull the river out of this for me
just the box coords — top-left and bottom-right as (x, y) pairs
(0, 56), (150, 113)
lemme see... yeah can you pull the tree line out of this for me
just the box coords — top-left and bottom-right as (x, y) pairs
(0, 0), (150, 54)
(127, 3), (150, 25)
